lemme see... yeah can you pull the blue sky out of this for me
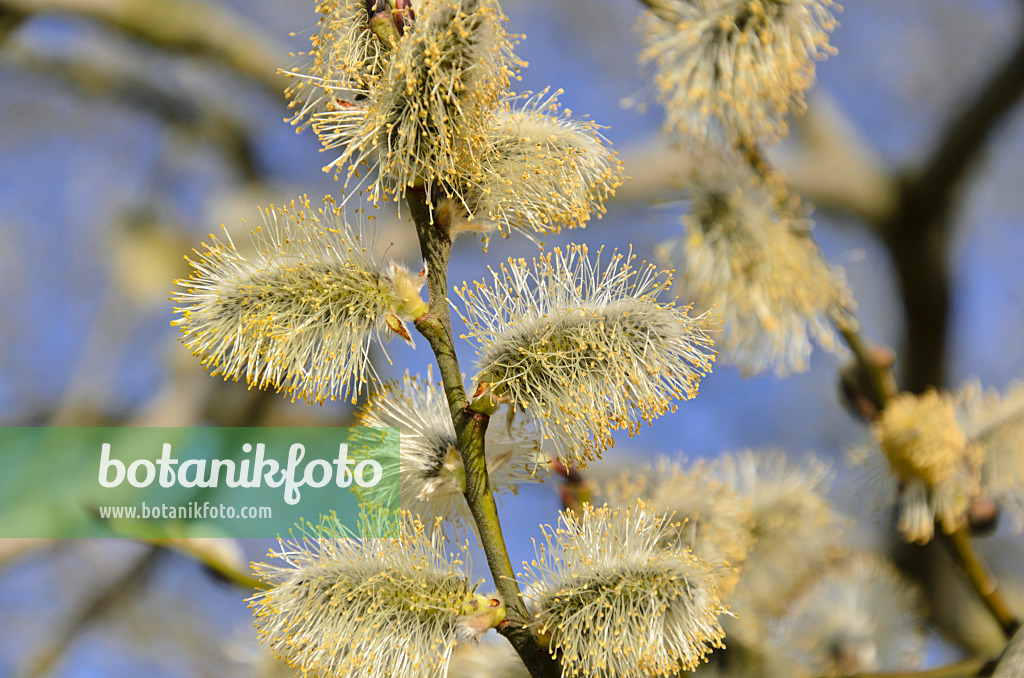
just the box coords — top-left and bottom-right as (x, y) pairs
(1, 0), (1024, 674)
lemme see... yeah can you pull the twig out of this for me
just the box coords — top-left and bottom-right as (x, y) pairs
(0, 0), (290, 98)
(20, 547), (159, 678)
(832, 312), (897, 412)
(406, 186), (560, 678)
(141, 538), (268, 590)
(828, 655), (993, 678)
(777, 94), (899, 225)
(735, 110), (1024, 649)
(738, 141), (898, 416)
(943, 527), (1021, 640)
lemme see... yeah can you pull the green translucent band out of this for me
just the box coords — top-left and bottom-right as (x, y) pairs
(0, 427), (399, 538)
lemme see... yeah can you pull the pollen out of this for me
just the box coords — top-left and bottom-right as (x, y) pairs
(171, 196), (407, 405)
(521, 502), (727, 677)
(454, 245), (715, 468)
(251, 514), (497, 678)
(638, 0), (840, 144)
(876, 391), (970, 487)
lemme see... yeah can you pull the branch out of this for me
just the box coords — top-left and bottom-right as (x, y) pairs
(2, 47), (261, 182)
(0, 5), (26, 42)
(775, 94), (899, 225)
(908, 33), (1024, 229)
(882, 26), (1024, 392)
(0, 0), (290, 97)
(943, 527), (1021, 640)
(830, 656), (993, 678)
(140, 538), (268, 590)
(833, 314), (898, 413)
(405, 187), (560, 678)
(735, 141), (899, 417)
(20, 547), (159, 678)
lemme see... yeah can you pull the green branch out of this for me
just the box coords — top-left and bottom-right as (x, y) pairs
(737, 123), (1023, 651)
(140, 538), (268, 590)
(830, 655), (993, 678)
(944, 527), (1021, 640)
(406, 186), (561, 678)
(833, 313), (897, 414)
(738, 140), (898, 416)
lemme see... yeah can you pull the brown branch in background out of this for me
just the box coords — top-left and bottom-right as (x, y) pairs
(882, 28), (1024, 393)
(827, 655), (994, 678)
(19, 547), (160, 678)
(776, 94), (900, 225)
(3, 49), (262, 186)
(0, 5), (26, 42)
(614, 96), (899, 225)
(0, 0), (290, 97)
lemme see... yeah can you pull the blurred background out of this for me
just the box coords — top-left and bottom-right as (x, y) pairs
(1, 0), (1024, 675)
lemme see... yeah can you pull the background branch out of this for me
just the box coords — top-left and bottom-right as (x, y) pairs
(883, 26), (1024, 392)
(834, 655), (993, 678)
(944, 527), (1022, 639)
(0, 0), (290, 96)
(19, 548), (159, 678)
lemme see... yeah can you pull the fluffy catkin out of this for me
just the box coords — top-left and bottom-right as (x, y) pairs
(521, 502), (727, 677)
(172, 196), (414, 404)
(455, 244), (715, 468)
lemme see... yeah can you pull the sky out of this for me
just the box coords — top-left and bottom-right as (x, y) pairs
(1, 0), (1024, 675)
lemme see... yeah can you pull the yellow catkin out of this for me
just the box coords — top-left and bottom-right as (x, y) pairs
(638, 0), (840, 144)
(521, 502), (727, 678)
(875, 391), (969, 487)
(455, 245), (715, 468)
(657, 152), (852, 376)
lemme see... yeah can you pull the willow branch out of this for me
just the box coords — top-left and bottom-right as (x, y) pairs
(881, 26), (1024, 392)
(904, 30), (1024, 233)
(829, 655), (994, 678)
(140, 538), (268, 590)
(406, 187), (560, 678)
(775, 95), (899, 225)
(2, 49), (261, 182)
(0, 0), (290, 97)
(20, 547), (159, 678)
(737, 141), (898, 416)
(943, 527), (1021, 639)
(832, 311), (897, 412)
(613, 96), (898, 228)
